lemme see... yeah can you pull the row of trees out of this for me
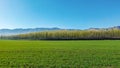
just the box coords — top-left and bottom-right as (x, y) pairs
(1, 29), (120, 40)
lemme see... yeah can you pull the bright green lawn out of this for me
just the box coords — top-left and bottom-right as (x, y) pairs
(0, 40), (120, 68)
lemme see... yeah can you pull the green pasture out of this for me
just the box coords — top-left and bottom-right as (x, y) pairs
(0, 40), (120, 68)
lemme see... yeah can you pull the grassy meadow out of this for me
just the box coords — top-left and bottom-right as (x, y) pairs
(0, 40), (120, 68)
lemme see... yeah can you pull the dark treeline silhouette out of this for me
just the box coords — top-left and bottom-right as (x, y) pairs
(1, 29), (120, 40)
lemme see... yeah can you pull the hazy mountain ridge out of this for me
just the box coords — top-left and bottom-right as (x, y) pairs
(0, 27), (62, 35)
(0, 26), (120, 35)
(88, 26), (120, 30)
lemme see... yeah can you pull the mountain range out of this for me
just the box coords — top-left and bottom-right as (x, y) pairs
(88, 26), (120, 30)
(0, 26), (120, 36)
(0, 27), (62, 36)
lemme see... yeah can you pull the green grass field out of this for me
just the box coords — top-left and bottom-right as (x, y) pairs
(0, 40), (120, 68)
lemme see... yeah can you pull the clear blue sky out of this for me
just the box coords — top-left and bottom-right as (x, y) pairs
(0, 0), (120, 29)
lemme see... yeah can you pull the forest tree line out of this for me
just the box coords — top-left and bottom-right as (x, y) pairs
(1, 29), (120, 40)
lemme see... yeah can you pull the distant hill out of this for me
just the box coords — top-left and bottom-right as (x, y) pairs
(0, 27), (62, 35)
(88, 26), (120, 30)
(0, 26), (120, 36)
(110, 26), (120, 29)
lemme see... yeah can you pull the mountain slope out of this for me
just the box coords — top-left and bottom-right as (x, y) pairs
(0, 26), (120, 36)
(0, 27), (61, 35)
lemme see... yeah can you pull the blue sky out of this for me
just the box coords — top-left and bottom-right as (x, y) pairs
(0, 0), (120, 29)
